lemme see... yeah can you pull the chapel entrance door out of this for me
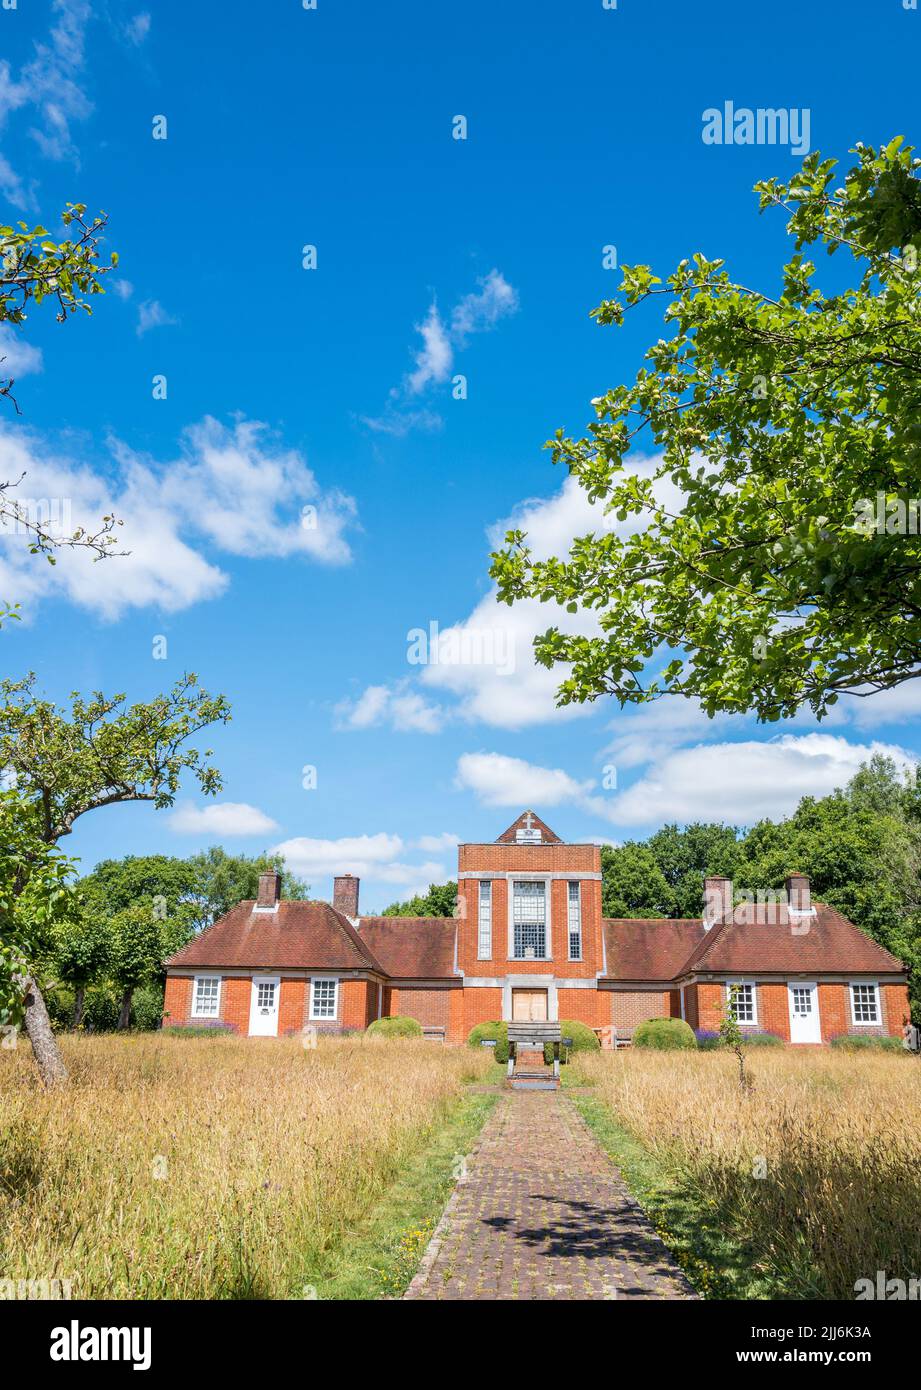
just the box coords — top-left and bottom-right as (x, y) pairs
(511, 989), (549, 1022)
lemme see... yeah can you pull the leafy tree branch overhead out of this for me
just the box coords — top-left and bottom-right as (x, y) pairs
(490, 138), (921, 724)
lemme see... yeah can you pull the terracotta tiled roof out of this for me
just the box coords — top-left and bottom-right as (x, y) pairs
(165, 900), (385, 972)
(494, 810), (562, 844)
(603, 918), (706, 981)
(357, 918), (457, 979)
(677, 903), (906, 977)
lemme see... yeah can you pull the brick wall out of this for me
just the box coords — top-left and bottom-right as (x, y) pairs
(557, 988), (608, 1030)
(610, 990), (672, 1035)
(391, 988), (450, 1029)
(163, 975), (192, 1026)
(461, 987), (503, 1041)
(757, 983), (790, 1041)
(883, 982), (910, 1036)
(456, 872), (604, 979)
(279, 979), (306, 1035)
(221, 978), (251, 1034)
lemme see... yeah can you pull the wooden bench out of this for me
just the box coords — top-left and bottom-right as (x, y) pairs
(506, 1021), (564, 1078)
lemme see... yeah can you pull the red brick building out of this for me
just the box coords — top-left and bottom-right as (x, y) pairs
(163, 810), (910, 1045)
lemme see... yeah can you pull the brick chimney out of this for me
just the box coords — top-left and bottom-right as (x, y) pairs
(333, 874), (360, 921)
(703, 875), (733, 929)
(257, 870), (281, 909)
(785, 872), (811, 912)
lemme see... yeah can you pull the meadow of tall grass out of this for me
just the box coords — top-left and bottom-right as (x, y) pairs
(0, 1033), (493, 1299)
(573, 1048), (921, 1299)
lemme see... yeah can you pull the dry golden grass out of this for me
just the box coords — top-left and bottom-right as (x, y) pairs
(574, 1047), (921, 1297)
(0, 1033), (493, 1299)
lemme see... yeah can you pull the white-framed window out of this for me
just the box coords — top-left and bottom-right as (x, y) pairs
(192, 975), (221, 1018)
(477, 881), (492, 959)
(727, 981), (757, 1025)
(567, 881), (582, 960)
(310, 977), (338, 1021)
(850, 982), (880, 1026)
(512, 880), (547, 959)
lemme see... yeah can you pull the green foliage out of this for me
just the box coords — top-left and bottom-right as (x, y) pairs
(600, 843), (672, 917)
(633, 1017), (697, 1051)
(741, 1032), (784, 1048)
(381, 881), (458, 917)
(490, 138), (921, 724)
(545, 1018), (601, 1065)
(1, 205), (115, 415)
(366, 1016), (423, 1038)
(466, 1020), (509, 1064)
(0, 789), (77, 1025)
(830, 1033), (906, 1052)
(183, 846), (309, 927)
(0, 673), (231, 844)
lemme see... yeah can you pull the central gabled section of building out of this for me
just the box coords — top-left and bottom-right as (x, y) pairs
(455, 809), (606, 1029)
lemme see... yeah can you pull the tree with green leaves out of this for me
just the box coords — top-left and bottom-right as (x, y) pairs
(0, 790), (77, 1084)
(491, 138), (921, 724)
(183, 846), (310, 928)
(49, 908), (111, 1029)
(381, 881), (458, 917)
(600, 843), (672, 918)
(646, 823), (742, 918)
(1, 205), (123, 630)
(0, 673), (230, 1083)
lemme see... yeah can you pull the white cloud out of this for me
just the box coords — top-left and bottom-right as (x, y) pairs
(335, 681), (445, 734)
(168, 801), (279, 836)
(111, 279), (134, 301)
(414, 832), (460, 852)
(455, 751), (596, 809)
(406, 302), (453, 394)
(0, 0), (93, 203)
(125, 12), (151, 45)
(136, 299), (178, 336)
(608, 732), (918, 826)
(0, 325), (43, 380)
(0, 415), (357, 619)
(270, 832), (445, 890)
(362, 268), (518, 434)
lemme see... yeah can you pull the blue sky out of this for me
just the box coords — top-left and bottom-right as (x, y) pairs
(2, 0), (921, 911)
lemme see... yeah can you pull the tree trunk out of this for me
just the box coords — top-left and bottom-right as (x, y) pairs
(118, 988), (133, 1030)
(73, 985), (85, 1029)
(16, 974), (69, 1087)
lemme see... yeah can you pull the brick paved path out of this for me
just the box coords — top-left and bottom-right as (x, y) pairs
(405, 1090), (697, 1301)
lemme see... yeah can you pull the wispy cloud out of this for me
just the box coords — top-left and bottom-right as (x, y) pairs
(0, 0), (94, 205)
(335, 681), (446, 734)
(168, 801), (279, 836)
(136, 299), (178, 337)
(124, 12), (151, 46)
(0, 324), (43, 380)
(0, 415), (358, 620)
(362, 268), (518, 435)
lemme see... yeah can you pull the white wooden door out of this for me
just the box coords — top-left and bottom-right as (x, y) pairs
(249, 976), (280, 1036)
(788, 982), (821, 1043)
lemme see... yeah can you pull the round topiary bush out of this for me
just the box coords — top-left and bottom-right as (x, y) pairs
(467, 1020), (509, 1064)
(366, 1015), (423, 1039)
(633, 1017), (697, 1051)
(545, 1019), (601, 1065)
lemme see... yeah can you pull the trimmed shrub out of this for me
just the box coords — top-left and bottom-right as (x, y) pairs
(467, 1020), (509, 1064)
(742, 1031), (784, 1048)
(366, 1015), (423, 1039)
(633, 1017), (697, 1051)
(545, 1019), (601, 1065)
(830, 1033), (905, 1053)
(163, 1022), (235, 1037)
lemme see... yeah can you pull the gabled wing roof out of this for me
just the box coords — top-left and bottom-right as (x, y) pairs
(166, 900), (385, 972)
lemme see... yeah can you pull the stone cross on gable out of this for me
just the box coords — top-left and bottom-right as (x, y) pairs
(523, 811), (535, 832)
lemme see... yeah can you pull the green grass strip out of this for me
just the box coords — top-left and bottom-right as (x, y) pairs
(310, 1090), (498, 1301)
(570, 1094), (776, 1300)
